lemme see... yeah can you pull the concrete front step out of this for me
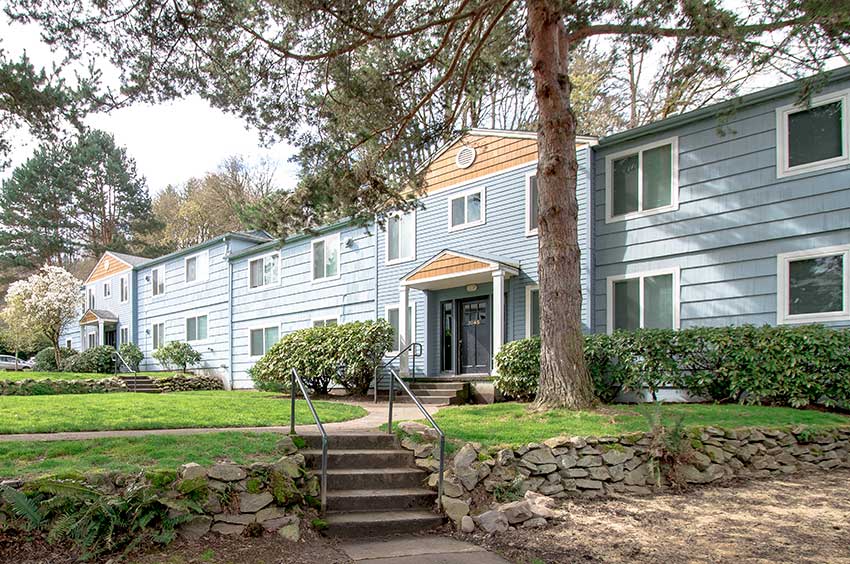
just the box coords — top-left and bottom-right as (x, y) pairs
(374, 393), (460, 405)
(323, 467), (427, 490)
(300, 433), (398, 451)
(323, 510), (444, 538)
(379, 387), (464, 396)
(301, 449), (414, 469)
(406, 382), (466, 391)
(326, 487), (436, 511)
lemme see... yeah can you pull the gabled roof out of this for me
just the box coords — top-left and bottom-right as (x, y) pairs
(80, 309), (118, 324)
(137, 230), (274, 269)
(401, 249), (519, 290)
(107, 251), (151, 267)
(85, 251), (137, 284)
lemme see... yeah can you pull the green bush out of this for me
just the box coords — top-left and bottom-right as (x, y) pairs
(61, 346), (117, 374)
(32, 347), (77, 371)
(152, 342), (202, 373)
(251, 320), (394, 395)
(118, 342), (143, 372)
(493, 337), (540, 401)
(0, 377), (126, 395)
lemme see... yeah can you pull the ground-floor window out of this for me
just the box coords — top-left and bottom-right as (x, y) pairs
(386, 304), (415, 353)
(777, 244), (849, 324)
(120, 327), (129, 345)
(607, 268), (679, 332)
(66, 339), (72, 349)
(87, 332), (97, 349)
(312, 318), (338, 328)
(525, 285), (540, 337)
(250, 326), (280, 357)
(185, 315), (208, 342)
(152, 322), (165, 350)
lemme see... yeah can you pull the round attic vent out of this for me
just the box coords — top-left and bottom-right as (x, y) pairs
(455, 146), (477, 169)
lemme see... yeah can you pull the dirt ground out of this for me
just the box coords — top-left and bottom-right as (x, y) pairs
(473, 469), (850, 564)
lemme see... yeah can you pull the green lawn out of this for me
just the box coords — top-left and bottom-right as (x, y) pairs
(0, 391), (366, 434)
(0, 371), (181, 382)
(429, 402), (850, 447)
(0, 432), (290, 479)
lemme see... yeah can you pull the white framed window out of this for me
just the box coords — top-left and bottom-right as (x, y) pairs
(119, 276), (129, 303)
(606, 268), (680, 334)
(386, 211), (416, 265)
(87, 287), (95, 310)
(65, 339), (72, 349)
(313, 317), (338, 328)
(525, 285), (540, 337)
(777, 244), (849, 324)
(385, 304), (415, 354)
(312, 234), (340, 281)
(447, 187), (486, 231)
(185, 314), (209, 342)
(185, 251), (209, 284)
(152, 266), (165, 297)
(605, 137), (679, 223)
(152, 322), (165, 350)
(250, 326), (280, 357)
(87, 332), (97, 349)
(120, 327), (129, 345)
(776, 89), (850, 178)
(525, 173), (538, 237)
(249, 253), (280, 289)
(103, 281), (111, 298)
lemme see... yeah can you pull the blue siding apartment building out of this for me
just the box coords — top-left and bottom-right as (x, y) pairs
(61, 69), (850, 395)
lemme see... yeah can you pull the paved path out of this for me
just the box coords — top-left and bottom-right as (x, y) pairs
(0, 400), (440, 442)
(339, 536), (512, 564)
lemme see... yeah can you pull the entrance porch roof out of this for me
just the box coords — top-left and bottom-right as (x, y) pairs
(401, 249), (519, 291)
(80, 309), (118, 325)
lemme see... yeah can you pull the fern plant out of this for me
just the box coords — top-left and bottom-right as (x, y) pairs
(0, 485), (42, 530)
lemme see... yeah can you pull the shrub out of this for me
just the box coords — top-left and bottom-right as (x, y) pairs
(152, 342), (202, 373)
(154, 374), (224, 392)
(61, 346), (117, 374)
(32, 346), (77, 371)
(251, 320), (394, 395)
(118, 342), (143, 372)
(493, 337), (540, 401)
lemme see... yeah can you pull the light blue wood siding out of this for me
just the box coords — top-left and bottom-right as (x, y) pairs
(229, 224), (377, 388)
(592, 80), (850, 332)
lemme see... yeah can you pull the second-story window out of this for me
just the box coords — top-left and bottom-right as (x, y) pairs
(312, 234), (340, 281)
(448, 187), (485, 231)
(606, 138), (678, 222)
(185, 314), (208, 341)
(185, 251), (209, 284)
(103, 281), (111, 298)
(525, 174), (538, 236)
(777, 90), (850, 177)
(120, 276), (129, 303)
(152, 267), (165, 297)
(87, 288), (95, 310)
(387, 212), (415, 264)
(249, 254), (279, 289)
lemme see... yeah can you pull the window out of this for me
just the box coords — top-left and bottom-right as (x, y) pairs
(120, 327), (129, 345)
(152, 267), (165, 296)
(312, 318), (338, 328)
(525, 173), (538, 236)
(250, 326), (280, 357)
(386, 304), (415, 353)
(120, 276), (129, 303)
(607, 269), (679, 333)
(87, 333), (96, 349)
(152, 322), (165, 350)
(103, 281), (111, 298)
(448, 187), (485, 231)
(249, 254), (279, 289)
(65, 339), (72, 349)
(386, 212), (415, 264)
(605, 137), (678, 222)
(185, 315), (208, 341)
(87, 288), (95, 310)
(777, 245), (849, 324)
(312, 234), (340, 281)
(777, 90), (850, 177)
(185, 251), (209, 284)
(525, 285), (540, 337)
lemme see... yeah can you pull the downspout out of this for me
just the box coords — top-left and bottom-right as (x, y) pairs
(131, 269), (138, 345)
(225, 237), (234, 390)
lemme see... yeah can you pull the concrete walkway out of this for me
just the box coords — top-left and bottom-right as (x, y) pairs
(0, 400), (440, 442)
(339, 536), (512, 564)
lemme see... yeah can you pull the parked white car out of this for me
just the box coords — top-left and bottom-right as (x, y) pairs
(0, 355), (34, 371)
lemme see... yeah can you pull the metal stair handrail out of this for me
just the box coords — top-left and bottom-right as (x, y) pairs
(289, 367), (328, 514)
(373, 341), (423, 402)
(386, 367), (446, 511)
(111, 350), (139, 392)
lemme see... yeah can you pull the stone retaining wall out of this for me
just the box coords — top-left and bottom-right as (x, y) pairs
(0, 377), (128, 395)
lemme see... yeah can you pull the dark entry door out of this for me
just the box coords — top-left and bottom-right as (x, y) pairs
(459, 298), (490, 374)
(104, 328), (116, 348)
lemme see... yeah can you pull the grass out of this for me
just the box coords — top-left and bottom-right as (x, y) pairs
(0, 370), (182, 382)
(428, 402), (850, 447)
(0, 431), (293, 479)
(0, 391), (366, 434)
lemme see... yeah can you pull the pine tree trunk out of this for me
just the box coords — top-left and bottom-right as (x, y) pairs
(527, 0), (594, 410)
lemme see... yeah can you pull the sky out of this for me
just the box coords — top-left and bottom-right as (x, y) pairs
(1, 18), (300, 195)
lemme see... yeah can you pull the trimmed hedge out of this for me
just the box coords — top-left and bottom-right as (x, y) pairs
(251, 320), (394, 395)
(494, 325), (850, 408)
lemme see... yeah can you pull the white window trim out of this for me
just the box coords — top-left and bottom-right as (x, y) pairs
(311, 233), (342, 283)
(447, 186), (487, 232)
(312, 315), (340, 327)
(119, 275), (129, 304)
(151, 266), (166, 298)
(385, 210), (417, 266)
(103, 280), (111, 298)
(248, 252), (281, 291)
(525, 284), (539, 338)
(87, 332), (97, 349)
(184, 251), (209, 284)
(525, 172), (538, 237)
(248, 324), (280, 358)
(604, 136), (679, 224)
(151, 321), (166, 350)
(184, 312), (210, 343)
(120, 326), (130, 345)
(87, 287), (95, 310)
(385, 302), (416, 355)
(606, 267), (681, 334)
(776, 89), (850, 178)
(776, 244), (850, 325)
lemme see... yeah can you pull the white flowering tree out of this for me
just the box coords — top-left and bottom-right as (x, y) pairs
(5, 266), (80, 367)
(0, 289), (44, 368)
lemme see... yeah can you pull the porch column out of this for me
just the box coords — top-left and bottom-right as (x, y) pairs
(399, 286), (410, 377)
(98, 320), (103, 347)
(492, 270), (505, 375)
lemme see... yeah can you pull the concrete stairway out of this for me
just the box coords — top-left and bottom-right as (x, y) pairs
(375, 380), (467, 406)
(301, 433), (443, 537)
(116, 374), (160, 393)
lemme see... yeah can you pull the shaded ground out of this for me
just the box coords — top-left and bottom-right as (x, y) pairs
(471, 469), (850, 564)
